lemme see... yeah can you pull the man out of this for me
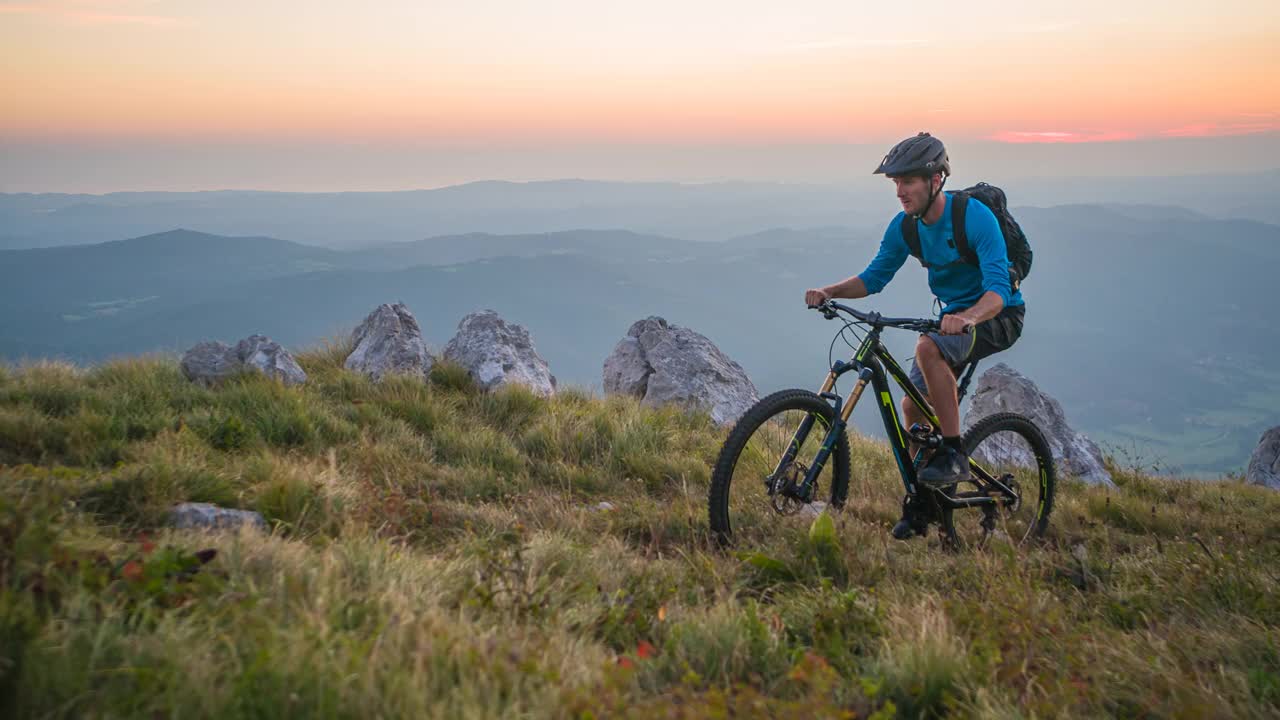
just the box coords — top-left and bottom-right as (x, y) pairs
(804, 132), (1025, 536)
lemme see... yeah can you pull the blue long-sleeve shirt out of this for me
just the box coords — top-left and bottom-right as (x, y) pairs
(857, 192), (1024, 316)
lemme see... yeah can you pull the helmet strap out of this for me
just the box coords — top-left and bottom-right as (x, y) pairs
(913, 173), (947, 221)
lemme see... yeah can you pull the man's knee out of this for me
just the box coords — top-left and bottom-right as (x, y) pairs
(915, 336), (944, 367)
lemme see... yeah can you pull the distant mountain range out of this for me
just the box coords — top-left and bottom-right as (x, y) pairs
(3, 172), (1278, 250)
(3, 200), (1277, 477)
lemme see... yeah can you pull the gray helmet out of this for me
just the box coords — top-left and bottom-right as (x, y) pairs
(873, 132), (950, 177)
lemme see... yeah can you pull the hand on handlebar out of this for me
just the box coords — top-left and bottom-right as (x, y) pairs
(804, 288), (830, 308)
(939, 314), (974, 336)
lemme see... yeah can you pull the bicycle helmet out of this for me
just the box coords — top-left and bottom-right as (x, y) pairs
(873, 132), (950, 178)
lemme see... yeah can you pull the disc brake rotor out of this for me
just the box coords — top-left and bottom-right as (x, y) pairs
(770, 461), (812, 515)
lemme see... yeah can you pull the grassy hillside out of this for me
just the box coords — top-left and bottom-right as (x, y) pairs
(1, 351), (1278, 718)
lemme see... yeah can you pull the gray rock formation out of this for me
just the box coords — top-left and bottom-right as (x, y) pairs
(235, 334), (307, 386)
(964, 363), (1113, 486)
(181, 336), (306, 386)
(1246, 427), (1280, 490)
(443, 310), (556, 396)
(345, 303), (433, 380)
(603, 316), (758, 426)
(180, 341), (241, 386)
(168, 502), (267, 531)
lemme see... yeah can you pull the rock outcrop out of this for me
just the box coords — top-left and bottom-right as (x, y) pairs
(1246, 426), (1280, 490)
(344, 303), (433, 380)
(963, 363), (1113, 486)
(181, 335), (306, 386)
(603, 316), (758, 426)
(180, 341), (242, 385)
(442, 310), (556, 396)
(168, 502), (267, 531)
(235, 334), (307, 385)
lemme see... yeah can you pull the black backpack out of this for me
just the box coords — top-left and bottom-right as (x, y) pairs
(901, 182), (1032, 290)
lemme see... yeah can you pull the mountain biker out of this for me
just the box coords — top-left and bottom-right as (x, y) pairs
(804, 132), (1025, 538)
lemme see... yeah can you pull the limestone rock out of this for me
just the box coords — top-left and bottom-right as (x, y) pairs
(345, 303), (433, 380)
(168, 502), (267, 531)
(235, 334), (306, 386)
(442, 310), (556, 396)
(1246, 426), (1280, 490)
(963, 363), (1113, 486)
(603, 316), (758, 426)
(180, 341), (240, 386)
(181, 335), (306, 386)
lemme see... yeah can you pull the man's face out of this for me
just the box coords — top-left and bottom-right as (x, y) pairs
(891, 175), (935, 215)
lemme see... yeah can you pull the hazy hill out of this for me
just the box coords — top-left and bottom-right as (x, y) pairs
(2, 206), (1278, 476)
(5, 172), (1278, 251)
(0, 181), (874, 250)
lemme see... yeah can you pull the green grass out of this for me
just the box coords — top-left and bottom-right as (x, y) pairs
(1, 354), (1278, 718)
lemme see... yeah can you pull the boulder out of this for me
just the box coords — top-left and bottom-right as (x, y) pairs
(443, 310), (556, 396)
(182, 336), (306, 386)
(963, 363), (1113, 486)
(235, 334), (306, 386)
(168, 502), (267, 531)
(345, 303), (433, 380)
(1246, 426), (1280, 490)
(603, 316), (758, 426)
(180, 341), (241, 386)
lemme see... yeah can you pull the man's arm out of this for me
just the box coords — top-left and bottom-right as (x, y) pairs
(805, 276), (869, 306)
(941, 290), (1004, 334)
(805, 216), (908, 306)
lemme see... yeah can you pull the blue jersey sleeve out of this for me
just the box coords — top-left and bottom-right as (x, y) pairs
(857, 214), (910, 295)
(965, 200), (1012, 306)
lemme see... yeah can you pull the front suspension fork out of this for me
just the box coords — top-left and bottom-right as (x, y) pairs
(775, 367), (874, 501)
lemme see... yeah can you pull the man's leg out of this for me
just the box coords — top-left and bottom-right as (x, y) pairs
(916, 336), (960, 437)
(914, 334), (971, 488)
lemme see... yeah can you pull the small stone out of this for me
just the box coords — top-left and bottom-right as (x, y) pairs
(168, 502), (267, 531)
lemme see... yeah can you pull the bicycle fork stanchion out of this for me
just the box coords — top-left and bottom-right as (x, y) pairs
(796, 367), (873, 500)
(766, 369), (841, 493)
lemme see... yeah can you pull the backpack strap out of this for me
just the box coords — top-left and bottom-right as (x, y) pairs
(950, 191), (979, 266)
(901, 216), (927, 268)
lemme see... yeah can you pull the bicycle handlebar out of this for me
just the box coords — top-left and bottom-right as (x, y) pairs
(808, 299), (942, 333)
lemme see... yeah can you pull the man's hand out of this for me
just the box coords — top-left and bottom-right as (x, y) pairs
(940, 313), (974, 336)
(804, 288), (831, 307)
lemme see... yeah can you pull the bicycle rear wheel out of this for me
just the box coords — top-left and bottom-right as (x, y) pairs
(941, 412), (1056, 549)
(708, 389), (850, 546)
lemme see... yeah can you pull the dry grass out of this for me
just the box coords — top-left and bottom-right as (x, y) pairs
(1, 355), (1277, 718)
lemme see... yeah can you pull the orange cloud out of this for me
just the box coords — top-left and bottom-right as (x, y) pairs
(1160, 121), (1279, 138)
(988, 130), (1140, 144)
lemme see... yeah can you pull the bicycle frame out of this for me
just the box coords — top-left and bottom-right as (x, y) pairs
(776, 324), (1020, 511)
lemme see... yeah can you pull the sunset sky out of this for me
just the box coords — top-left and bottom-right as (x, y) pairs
(2, 0), (1278, 190)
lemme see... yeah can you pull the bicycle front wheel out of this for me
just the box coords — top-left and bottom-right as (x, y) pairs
(708, 389), (850, 546)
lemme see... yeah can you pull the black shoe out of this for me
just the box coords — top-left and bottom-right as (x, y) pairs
(917, 447), (970, 489)
(891, 516), (919, 540)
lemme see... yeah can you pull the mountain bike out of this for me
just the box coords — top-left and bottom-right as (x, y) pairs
(708, 299), (1055, 550)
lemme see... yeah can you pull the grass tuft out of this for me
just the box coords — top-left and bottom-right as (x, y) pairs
(0, 355), (1276, 717)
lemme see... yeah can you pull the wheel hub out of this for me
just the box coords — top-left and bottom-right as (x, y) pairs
(769, 461), (813, 515)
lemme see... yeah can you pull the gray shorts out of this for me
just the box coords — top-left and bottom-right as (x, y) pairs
(908, 304), (1025, 396)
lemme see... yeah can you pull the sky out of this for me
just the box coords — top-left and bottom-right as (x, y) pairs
(2, 0), (1278, 191)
